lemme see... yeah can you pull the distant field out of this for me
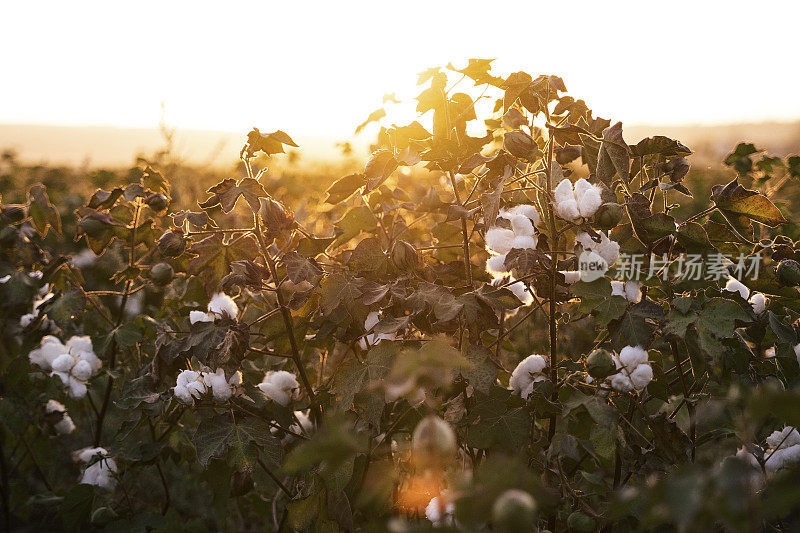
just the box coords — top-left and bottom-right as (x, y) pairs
(1, 121), (798, 169)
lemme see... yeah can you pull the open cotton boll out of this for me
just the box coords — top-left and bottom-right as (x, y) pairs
(578, 231), (619, 266)
(610, 373), (634, 393)
(425, 496), (455, 527)
(174, 370), (206, 405)
(75, 448), (118, 491)
(71, 360), (93, 381)
(509, 355), (548, 399)
(46, 399), (76, 435)
(508, 204), (540, 227)
(258, 370), (299, 406)
(629, 363), (653, 390)
(749, 292), (767, 315)
(560, 270), (582, 284)
(486, 254), (509, 277)
(485, 227), (516, 255)
(66, 335), (93, 355)
(510, 214), (535, 236)
(577, 186), (602, 218)
(208, 292), (238, 320)
(618, 346), (649, 371)
(766, 427), (800, 449)
(765, 444), (800, 472)
(190, 310), (213, 324)
(725, 277), (750, 300)
(291, 410), (313, 435)
(555, 199), (580, 222)
(611, 281), (641, 303)
(67, 377), (88, 399)
(511, 235), (537, 250)
(202, 368), (240, 402)
(508, 278), (534, 306)
(29, 339), (69, 371)
(553, 179), (574, 204)
(51, 353), (75, 373)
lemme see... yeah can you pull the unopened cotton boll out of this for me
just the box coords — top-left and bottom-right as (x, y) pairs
(749, 292), (767, 315)
(509, 355), (547, 399)
(189, 310), (213, 324)
(725, 277), (750, 300)
(510, 214), (535, 236)
(485, 227), (516, 255)
(412, 415), (457, 467)
(208, 292), (238, 320)
(618, 346), (649, 371)
(511, 235), (537, 250)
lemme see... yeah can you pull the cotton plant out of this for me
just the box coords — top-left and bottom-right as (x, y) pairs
(46, 399), (75, 435)
(553, 178), (603, 222)
(29, 335), (101, 398)
(173, 367), (241, 405)
(73, 446), (117, 491)
(258, 370), (300, 406)
(485, 205), (541, 306)
(509, 354), (548, 399)
(189, 292), (239, 324)
(607, 346), (653, 393)
(724, 276), (768, 315)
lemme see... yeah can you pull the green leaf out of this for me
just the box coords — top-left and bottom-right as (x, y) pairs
(596, 122), (630, 184)
(192, 414), (282, 468)
(28, 184), (62, 236)
(332, 205), (377, 248)
(331, 342), (396, 409)
(466, 387), (530, 451)
(41, 289), (87, 331)
(199, 177), (267, 213)
(325, 173), (365, 204)
(60, 484), (94, 532)
(462, 344), (497, 394)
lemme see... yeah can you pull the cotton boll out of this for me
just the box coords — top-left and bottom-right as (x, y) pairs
(765, 347), (776, 359)
(173, 385), (193, 404)
(174, 370), (206, 405)
(577, 186), (602, 218)
(766, 427), (800, 449)
(485, 227), (516, 255)
(67, 377), (87, 399)
(511, 235), (537, 250)
(611, 281), (626, 298)
(749, 292), (767, 315)
(595, 234), (620, 266)
(208, 293), (238, 320)
(553, 179), (574, 204)
(51, 353), (76, 373)
(0, 275), (9, 283)
(259, 371), (299, 406)
(425, 496), (455, 527)
(624, 281), (642, 303)
(77, 351), (102, 374)
(509, 204), (540, 227)
(486, 254), (509, 277)
(190, 310), (213, 324)
(66, 336), (93, 355)
(508, 279), (534, 306)
(510, 214), (535, 236)
(203, 368), (236, 402)
(20, 313), (36, 328)
(71, 360), (93, 382)
(291, 411), (313, 435)
(54, 414), (76, 435)
(573, 178), (593, 200)
(618, 346), (648, 371)
(510, 355), (548, 399)
(725, 277), (750, 300)
(81, 457), (118, 491)
(46, 399), (66, 414)
(555, 199), (580, 221)
(610, 373), (634, 392)
(629, 364), (653, 390)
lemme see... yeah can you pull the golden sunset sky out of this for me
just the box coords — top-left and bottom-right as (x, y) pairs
(2, 0), (799, 140)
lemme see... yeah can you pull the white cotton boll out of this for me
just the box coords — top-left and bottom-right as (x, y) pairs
(203, 368), (235, 402)
(764, 445), (800, 472)
(629, 364), (653, 390)
(486, 254), (509, 277)
(54, 414), (76, 435)
(560, 271), (581, 284)
(577, 186), (602, 218)
(40, 342), (68, 367)
(553, 179), (574, 204)
(766, 427), (800, 449)
(555, 199), (580, 222)
(291, 410), (313, 435)
(174, 370), (206, 404)
(51, 353), (76, 373)
(509, 204), (540, 227)
(485, 227), (516, 255)
(67, 377), (87, 399)
(510, 214), (535, 237)
(624, 281), (642, 303)
(46, 399), (65, 414)
(71, 360), (93, 382)
(75, 446), (109, 464)
(749, 292), (767, 315)
(511, 235), (537, 250)
(610, 373), (634, 392)
(725, 277), (750, 300)
(595, 234), (620, 266)
(190, 310), (213, 324)
(208, 292), (238, 320)
(619, 346), (649, 371)
(0, 274), (9, 283)
(77, 351), (102, 374)
(173, 385), (192, 404)
(20, 313), (36, 328)
(425, 496), (455, 526)
(66, 336), (93, 355)
(81, 457), (118, 491)
(573, 178), (593, 200)
(259, 371), (299, 406)
(510, 355), (547, 399)
(611, 281), (626, 298)
(508, 279), (534, 306)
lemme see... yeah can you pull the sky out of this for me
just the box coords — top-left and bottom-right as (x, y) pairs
(2, 0), (800, 141)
